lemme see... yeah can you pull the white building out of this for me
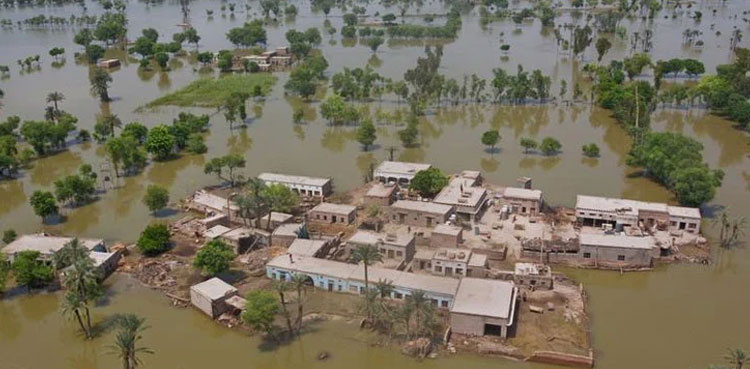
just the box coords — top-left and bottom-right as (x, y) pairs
(374, 161), (432, 185)
(1, 234), (107, 263)
(258, 172), (332, 197)
(450, 278), (518, 338)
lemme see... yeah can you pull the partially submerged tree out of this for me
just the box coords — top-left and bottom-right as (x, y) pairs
(203, 154), (246, 187)
(349, 244), (382, 321)
(108, 314), (154, 369)
(242, 290), (280, 341)
(481, 130), (501, 153)
(142, 185), (169, 213)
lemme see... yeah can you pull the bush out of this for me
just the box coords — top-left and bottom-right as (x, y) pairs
(137, 223), (171, 256)
(12, 251), (54, 289)
(582, 143), (600, 157)
(193, 239), (235, 276)
(2, 229), (16, 244)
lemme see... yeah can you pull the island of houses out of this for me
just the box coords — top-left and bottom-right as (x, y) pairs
(3, 160), (707, 365)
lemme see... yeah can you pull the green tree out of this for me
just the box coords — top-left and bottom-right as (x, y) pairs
(105, 135), (147, 176)
(595, 37), (612, 62)
(261, 184), (298, 229)
(521, 137), (538, 154)
(724, 348), (748, 369)
(398, 116), (419, 147)
(29, 190), (58, 222)
(193, 240), (234, 277)
(2, 229), (16, 244)
(203, 154), (246, 187)
(108, 314), (154, 369)
(241, 290), (280, 340)
(367, 36), (384, 53)
(408, 167), (448, 198)
(59, 239), (101, 339)
(540, 137), (562, 155)
(145, 125), (175, 161)
(12, 250), (54, 289)
(137, 223), (171, 256)
(582, 143), (600, 157)
(481, 130), (500, 153)
(627, 132), (722, 206)
(142, 185), (169, 213)
(154, 52), (169, 69)
(226, 20), (267, 47)
(89, 67), (112, 102)
(623, 53), (652, 80)
(53, 169), (97, 207)
(186, 134), (207, 154)
(356, 119), (377, 150)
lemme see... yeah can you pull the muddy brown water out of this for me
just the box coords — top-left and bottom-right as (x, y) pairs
(1, 1), (750, 368)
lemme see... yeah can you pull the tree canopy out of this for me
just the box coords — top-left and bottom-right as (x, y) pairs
(408, 168), (448, 198)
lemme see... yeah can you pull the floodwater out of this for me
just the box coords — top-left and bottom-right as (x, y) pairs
(1, 0), (750, 368)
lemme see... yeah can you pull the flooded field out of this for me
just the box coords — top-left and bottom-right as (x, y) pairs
(1, 0), (750, 368)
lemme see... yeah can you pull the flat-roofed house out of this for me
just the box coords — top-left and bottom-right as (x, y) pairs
(578, 233), (656, 268)
(307, 203), (357, 225)
(190, 190), (240, 218)
(287, 238), (330, 258)
(431, 248), (472, 277)
(498, 187), (543, 215)
(1, 234), (106, 263)
(364, 182), (399, 207)
(413, 248), (488, 278)
(390, 200), (454, 228)
(271, 223), (303, 247)
(434, 174), (488, 221)
(667, 206), (702, 233)
(374, 161), (431, 185)
(346, 230), (415, 262)
(430, 224), (463, 248)
(259, 212), (294, 230)
(220, 227), (268, 254)
(575, 195), (701, 233)
(190, 278), (238, 318)
(258, 172), (333, 198)
(450, 278), (518, 338)
(513, 263), (553, 290)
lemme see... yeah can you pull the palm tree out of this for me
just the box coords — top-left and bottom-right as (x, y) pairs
(90, 67), (113, 102)
(52, 238), (90, 271)
(350, 244), (383, 295)
(46, 91), (65, 113)
(726, 349), (748, 369)
(272, 280), (294, 338)
(98, 113), (122, 137)
(406, 290), (434, 338)
(375, 278), (394, 300)
(57, 238), (101, 339)
(109, 314), (154, 369)
(61, 290), (91, 338)
(290, 273), (308, 333)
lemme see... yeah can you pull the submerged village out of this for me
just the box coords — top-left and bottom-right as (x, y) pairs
(1, 160), (710, 367)
(2, 0), (750, 367)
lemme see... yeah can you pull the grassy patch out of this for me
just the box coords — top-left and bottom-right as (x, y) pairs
(143, 73), (277, 109)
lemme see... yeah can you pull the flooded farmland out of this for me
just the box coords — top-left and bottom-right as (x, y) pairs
(1, 0), (750, 368)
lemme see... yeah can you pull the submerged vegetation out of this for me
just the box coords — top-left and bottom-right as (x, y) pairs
(144, 73), (276, 108)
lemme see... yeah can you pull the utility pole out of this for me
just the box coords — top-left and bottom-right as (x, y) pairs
(386, 145), (398, 161)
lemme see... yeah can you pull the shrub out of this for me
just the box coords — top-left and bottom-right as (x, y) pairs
(137, 223), (171, 256)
